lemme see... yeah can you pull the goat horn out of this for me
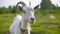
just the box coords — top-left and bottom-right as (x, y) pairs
(29, 1), (31, 6)
(16, 1), (26, 7)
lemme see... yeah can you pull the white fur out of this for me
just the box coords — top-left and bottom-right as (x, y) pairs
(9, 15), (22, 34)
(9, 14), (32, 34)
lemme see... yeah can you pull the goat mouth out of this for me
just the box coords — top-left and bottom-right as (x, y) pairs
(30, 21), (34, 24)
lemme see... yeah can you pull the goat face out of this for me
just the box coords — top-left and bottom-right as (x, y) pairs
(22, 6), (35, 23)
(16, 1), (39, 24)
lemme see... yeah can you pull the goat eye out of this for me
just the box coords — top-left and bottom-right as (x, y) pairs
(18, 6), (23, 11)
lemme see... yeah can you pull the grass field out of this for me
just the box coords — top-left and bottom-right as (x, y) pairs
(0, 11), (60, 34)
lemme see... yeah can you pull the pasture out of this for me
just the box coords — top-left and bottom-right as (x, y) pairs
(0, 10), (60, 34)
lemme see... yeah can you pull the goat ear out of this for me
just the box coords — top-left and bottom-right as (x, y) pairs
(34, 5), (39, 10)
(18, 6), (23, 11)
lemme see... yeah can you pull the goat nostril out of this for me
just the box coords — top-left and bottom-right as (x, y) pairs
(31, 18), (34, 21)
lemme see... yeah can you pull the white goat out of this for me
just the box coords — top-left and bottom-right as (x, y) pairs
(49, 14), (55, 20)
(9, 1), (39, 34)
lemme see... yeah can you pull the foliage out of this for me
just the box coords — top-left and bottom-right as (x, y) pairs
(0, 7), (6, 14)
(40, 0), (55, 10)
(0, 6), (21, 14)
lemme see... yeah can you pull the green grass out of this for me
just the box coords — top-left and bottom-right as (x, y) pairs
(0, 14), (16, 34)
(0, 12), (60, 34)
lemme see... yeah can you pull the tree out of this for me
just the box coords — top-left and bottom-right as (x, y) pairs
(40, 0), (55, 10)
(11, 6), (16, 13)
(7, 6), (12, 13)
(0, 7), (7, 14)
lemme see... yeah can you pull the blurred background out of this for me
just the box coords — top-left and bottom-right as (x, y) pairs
(0, 0), (60, 34)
